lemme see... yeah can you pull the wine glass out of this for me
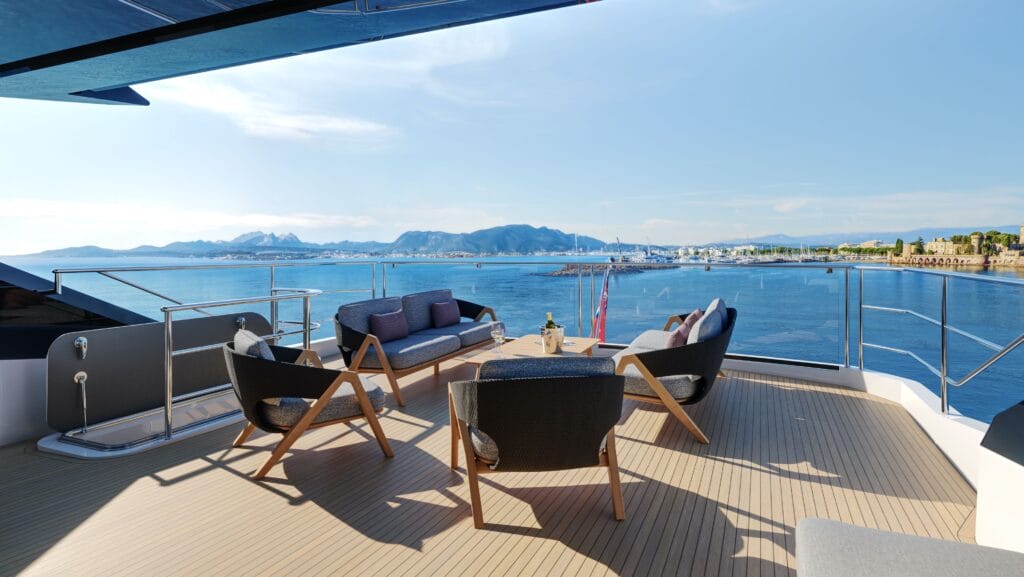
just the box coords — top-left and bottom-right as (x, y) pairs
(490, 325), (506, 357)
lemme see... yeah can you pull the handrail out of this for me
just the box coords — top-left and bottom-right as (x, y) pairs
(50, 257), (1024, 419)
(97, 271), (214, 316)
(160, 288), (321, 440)
(859, 267), (1024, 414)
(862, 305), (1004, 352)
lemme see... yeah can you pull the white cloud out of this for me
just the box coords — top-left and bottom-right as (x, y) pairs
(141, 20), (513, 138)
(772, 198), (813, 214)
(145, 78), (391, 140)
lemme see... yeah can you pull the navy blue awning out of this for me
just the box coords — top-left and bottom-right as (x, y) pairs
(0, 0), (596, 105)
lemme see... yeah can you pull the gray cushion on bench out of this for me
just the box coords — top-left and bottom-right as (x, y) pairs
(796, 518), (1024, 577)
(358, 334), (462, 370)
(256, 376), (385, 429)
(418, 320), (505, 348)
(401, 289), (454, 333)
(337, 297), (403, 334)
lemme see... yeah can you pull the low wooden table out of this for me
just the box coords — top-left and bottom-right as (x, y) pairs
(462, 335), (601, 376)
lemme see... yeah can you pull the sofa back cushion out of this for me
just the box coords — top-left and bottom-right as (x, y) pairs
(337, 297), (403, 334)
(369, 310), (410, 343)
(402, 289), (454, 333)
(431, 299), (460, 328)
(687, 298), (727, 344)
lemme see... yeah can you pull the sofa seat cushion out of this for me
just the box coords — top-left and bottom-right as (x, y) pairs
(796, 518), (1024, 577)
(257, 376), (384, 429)
(358, 334), (462, 370)
(611, 347), (701, 400)
(401, 289), (454, 333)
(418, 321), (505, 348)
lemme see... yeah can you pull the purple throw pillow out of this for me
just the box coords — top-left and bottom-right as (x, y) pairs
(431, 300), (460, 328)
(369, 310), (409, 343)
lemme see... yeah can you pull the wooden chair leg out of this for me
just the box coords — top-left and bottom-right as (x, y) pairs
(620, 356), (710, 444)
(233, 422), (256, 447)
(664, 402), (709, 444)
(346, 373), (393, 458)
(384, 369), (405, 407)
(449, 392), (460, 469)
(434, 363), (440, 377)
(605, 429), (625, 521)
(458, 419), (485, 529)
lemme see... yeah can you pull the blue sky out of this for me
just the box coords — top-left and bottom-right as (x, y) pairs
(2, 0), (1023, 254)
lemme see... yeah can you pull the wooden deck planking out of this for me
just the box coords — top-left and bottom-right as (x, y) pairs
(0, 362), (976, 577)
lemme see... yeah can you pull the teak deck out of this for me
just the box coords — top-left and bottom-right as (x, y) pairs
(0, 356), (976, 577)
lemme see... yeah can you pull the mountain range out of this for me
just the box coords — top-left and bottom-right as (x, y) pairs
(26, 225), (613, 258)
(21, 223), (1021, 258)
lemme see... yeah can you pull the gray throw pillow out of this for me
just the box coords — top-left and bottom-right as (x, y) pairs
(234, 329), (274, 361)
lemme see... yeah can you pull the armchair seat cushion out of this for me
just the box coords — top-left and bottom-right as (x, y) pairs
(418, 321), (505, 348)
(612, 348), (701, 400)
(359, 334), (462, 370)
(621, 370), (701, 400)
(629, 329), (673, 350)
(257, 376), (385, 429)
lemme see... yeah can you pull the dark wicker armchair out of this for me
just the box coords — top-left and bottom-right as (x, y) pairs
(614, 308), (737, 444)
(223, 343), (393, 480)
(448, 357), (625, 529)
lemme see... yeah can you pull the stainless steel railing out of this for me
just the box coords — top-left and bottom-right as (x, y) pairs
(160, 288), (322, 440)
(857, 267), (1024, 414)
(52, 259), (1024, 417)
(53, 261), (375, 337)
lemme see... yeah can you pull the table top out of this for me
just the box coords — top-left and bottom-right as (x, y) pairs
(463, 335), (601, 365)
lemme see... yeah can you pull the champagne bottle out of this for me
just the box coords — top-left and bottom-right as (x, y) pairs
(545, 312), (557, 329)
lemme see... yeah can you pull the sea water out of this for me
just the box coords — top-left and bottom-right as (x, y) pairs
(6, 255), (1022, 423)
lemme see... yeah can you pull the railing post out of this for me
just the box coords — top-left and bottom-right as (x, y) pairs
(163, 309), (174, 440)
(269, 265), (279, 343)
(302, 295), (312, 350)
(844, 267), (850, 367)
(54, 271), (62, 294)
(858, 268), (864, 369)
(371, 262), (377, 299)
(577, 265), (584, 337)
(940, 276), (949, 415)
(590, 265), (596, 336)
(382, 262), (388, 298)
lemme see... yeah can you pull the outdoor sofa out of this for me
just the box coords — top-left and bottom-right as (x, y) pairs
(334, 289), (501, 406)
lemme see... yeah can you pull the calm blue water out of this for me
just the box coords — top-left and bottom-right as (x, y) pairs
(6, 255), (1023, 423)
